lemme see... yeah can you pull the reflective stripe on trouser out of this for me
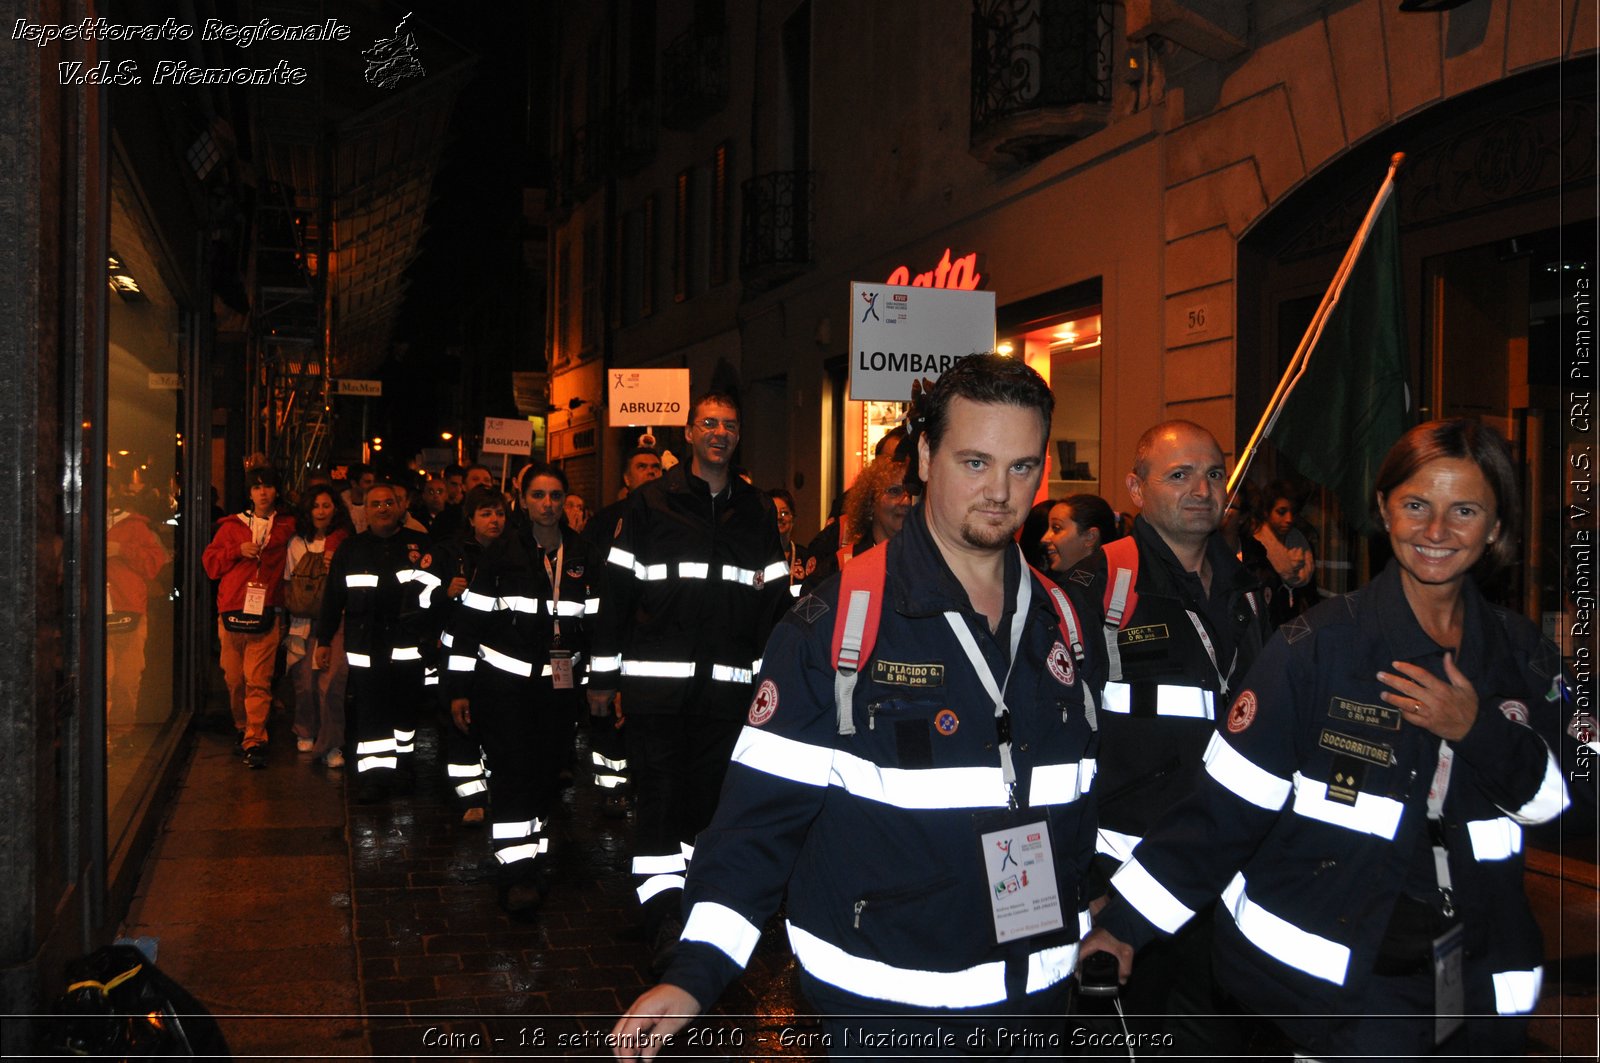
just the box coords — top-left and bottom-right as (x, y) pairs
(633, 843), (693, 903)
(469, 666), (569, 884)
(447, 754), (488, 800)
(347, 662), (416, 777)
(493, 816), (549, 867)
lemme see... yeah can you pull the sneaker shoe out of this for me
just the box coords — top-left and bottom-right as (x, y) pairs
(296, 737), (315, 753)
(243, 746), (268, 769)
(323, 749), (345, 769)
(462, 807), (486, 826)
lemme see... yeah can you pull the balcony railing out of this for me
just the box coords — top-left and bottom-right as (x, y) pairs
(661, 21), (728, 130)
(564, 122), (606, 202)
(970, 0), (1113, 165)
(740, 170), (814, 287)
(611, 87), (657, 176)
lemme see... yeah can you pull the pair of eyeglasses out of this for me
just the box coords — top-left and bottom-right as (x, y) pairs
(694, 418), (740, 433)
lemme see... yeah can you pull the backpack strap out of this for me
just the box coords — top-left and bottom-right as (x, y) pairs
(829, 540), (889, 736)
(1100, 535), (1140, 682)
(1029, 564), (1097, 723)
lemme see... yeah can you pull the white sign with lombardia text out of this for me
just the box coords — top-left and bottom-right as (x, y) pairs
(848, 282), (996, 401)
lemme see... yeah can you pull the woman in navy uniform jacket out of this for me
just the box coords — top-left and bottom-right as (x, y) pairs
(445, 462), (599, 916)
(1086, 419), (1573, 1059)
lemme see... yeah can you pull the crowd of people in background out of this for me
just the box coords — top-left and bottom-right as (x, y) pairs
(188, 369), (1586, 1058)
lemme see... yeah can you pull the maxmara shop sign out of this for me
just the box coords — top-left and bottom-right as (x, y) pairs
(848, 282), (996, 402)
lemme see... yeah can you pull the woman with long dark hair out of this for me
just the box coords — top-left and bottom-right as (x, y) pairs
(283, 484), (354, 767)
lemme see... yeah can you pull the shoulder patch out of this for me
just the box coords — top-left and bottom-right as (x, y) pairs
(1498, 699), (1529, 725)
(1281, 616), (1313, 644)
(748, 679), (779, 726)
(791, 594), (830, 625)
(1226, 689), (1258, 733)
(1046, 641), (1075, 687)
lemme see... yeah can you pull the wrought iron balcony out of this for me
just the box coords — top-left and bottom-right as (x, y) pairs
(740, 170), (814, 287)
(970, 0), (1113, 165)
(660, 21), (728, 130)
(610, 87), (657, 176)
(563, 122), (606, 202)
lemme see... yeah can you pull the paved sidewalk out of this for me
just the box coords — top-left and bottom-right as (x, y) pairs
(115, 712), (1596, 1060)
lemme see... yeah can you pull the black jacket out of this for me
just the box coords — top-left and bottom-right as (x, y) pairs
(316, 527), (439, 663)
(589, 465), (788, 718)
(1066, 516), (1269, 889)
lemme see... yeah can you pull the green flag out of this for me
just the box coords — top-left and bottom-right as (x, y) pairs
(1267, 178), (1411, 529)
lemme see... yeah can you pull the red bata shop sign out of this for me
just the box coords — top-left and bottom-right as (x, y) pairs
(885, 248), (984, 291)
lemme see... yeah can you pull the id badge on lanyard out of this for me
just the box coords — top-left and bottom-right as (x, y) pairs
(243, 513), (273, 615)
(549, 649), (575, 690)
(976, 814), (1065, 943)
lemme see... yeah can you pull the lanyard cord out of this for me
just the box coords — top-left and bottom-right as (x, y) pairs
(541, 541), (564, 641)
(941, 556), (1032, 808)
(1426, 739), (1456, 917)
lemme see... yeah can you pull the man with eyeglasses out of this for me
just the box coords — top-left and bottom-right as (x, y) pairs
(317, 481), (441, 803)
(588, 391), (788, 973)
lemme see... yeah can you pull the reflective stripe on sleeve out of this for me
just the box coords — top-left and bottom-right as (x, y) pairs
(345, 573), (379, 588)
(584, 597), (600, 614)
(1203, 733), (1292, 810)
(1109, 858), (1195, 934)
(1291, 773), (1403, 839)
(480, 645), (535, 678)
(787, 922), (1006, 1008)
(1466, 817), (1523, 861)
(1221, 872), (1349, 985)
(440, 631), (454, 648)
(1507, 752), (1570, 824)
(621, 659), (695, 678)
(346, 652), (372, 668)
(606, 546), (636, 570)
(682, 902), (762, 967)
(710, 663), (753, 684)
(446, 762), (484, 778)
(390, 646), (422, 661)
(1023, 942), (1080, 995)
(1095, 828), (1142, 864)
(678, 562), (709, 579)
(762, 560), (790, 583)
(454, 779), (488, 798)
(447, 654), (476, 672)
(1026, 759), (1097, 806)
(1491, 967), (1542, 1014)
(1101, 681), (1215, 719)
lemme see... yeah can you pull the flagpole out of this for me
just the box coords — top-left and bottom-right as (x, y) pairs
(1228, 153), (1406, 500)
